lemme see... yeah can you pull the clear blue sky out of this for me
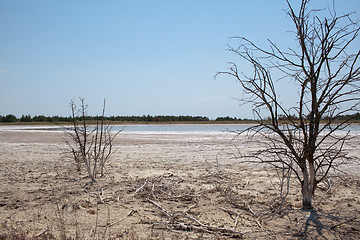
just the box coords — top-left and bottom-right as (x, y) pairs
(1, 0), (359, 119)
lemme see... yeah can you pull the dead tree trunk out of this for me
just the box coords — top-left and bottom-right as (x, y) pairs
(300, 159), (317, 209)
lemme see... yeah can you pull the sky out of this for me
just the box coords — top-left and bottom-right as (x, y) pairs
(1, 0), (359, 119)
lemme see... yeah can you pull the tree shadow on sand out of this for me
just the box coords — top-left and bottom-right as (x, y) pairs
(302, 210), (325, 239)
(293, 209), (359, 240)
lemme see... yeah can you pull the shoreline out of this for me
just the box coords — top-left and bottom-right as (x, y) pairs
(0, 123), (255, 133)
(1, 123), (360, 136)
(0, 120), (256, 127)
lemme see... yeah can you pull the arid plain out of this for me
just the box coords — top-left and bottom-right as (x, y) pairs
(0, 126), (359, 239)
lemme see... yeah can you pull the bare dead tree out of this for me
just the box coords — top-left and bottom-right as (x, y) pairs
(64, 98), (120, 183)
(217, 0), (360, 209)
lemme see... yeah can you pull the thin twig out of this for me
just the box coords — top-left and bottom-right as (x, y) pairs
(147, 199), (172, 219)
(133, 179), (148, 196)
(33, 228), (48, 238)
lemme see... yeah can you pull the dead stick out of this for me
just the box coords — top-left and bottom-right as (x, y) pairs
(183, 204), (197, 214)
(234, 214), (240, 230)
(147, 199), (172, 219)
(185, 213), (244, 236)
(34, 228), (48, 238)
(133, 179), (148, 196)
(220, 207), (239, 218)
(239, 198), (256, 215)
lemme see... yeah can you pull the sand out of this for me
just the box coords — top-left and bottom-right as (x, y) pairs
(0, 128), (359, 239)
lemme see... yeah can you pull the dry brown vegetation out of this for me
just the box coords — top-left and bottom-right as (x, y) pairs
(0, 130), (359, 239)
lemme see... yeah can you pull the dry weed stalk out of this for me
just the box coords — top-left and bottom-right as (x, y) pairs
(64, 98), (121, 183)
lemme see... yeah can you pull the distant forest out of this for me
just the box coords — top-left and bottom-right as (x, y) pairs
(1, 113), (359, 123)
(0, 114), (245, 123)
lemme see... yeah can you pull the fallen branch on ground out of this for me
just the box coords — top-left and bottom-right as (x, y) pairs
(147, 199), (244, 238)
(133, 179), (149, 196)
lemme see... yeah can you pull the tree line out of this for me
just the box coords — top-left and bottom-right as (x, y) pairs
(1, 113), (359, 123)
(0, 114), (251, 123)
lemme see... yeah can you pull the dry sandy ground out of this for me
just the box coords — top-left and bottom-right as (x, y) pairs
(0, 127), (359, 239)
